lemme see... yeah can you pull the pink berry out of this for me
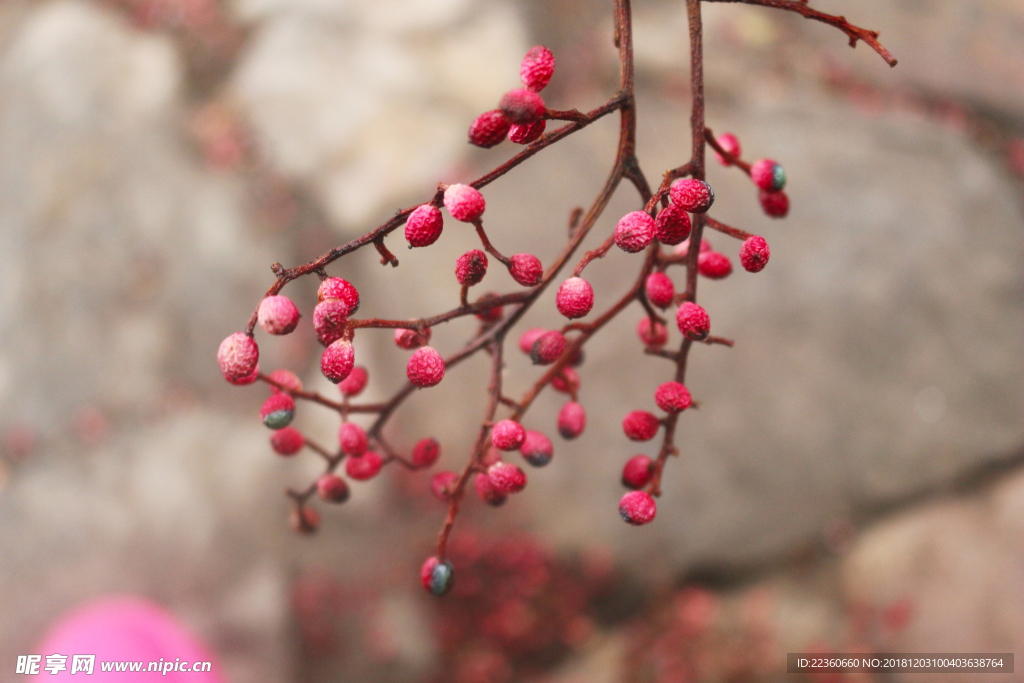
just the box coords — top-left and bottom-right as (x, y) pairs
(557, 401), (586, 440)
(491, 419), (526, 451)
(509, 253), (543, 287)
(697, 251), (733, 280)
(508, 119), (545, 144)
(675, 237), (711, 256)
(655, 381), (692, 412)
(318, 277), (359, 315)
(267, 369), (302, 394)
(394, 326), (431, 350)
(468, 110), (510, 149)
(480, 445), (502, 468)
(345, 451), (382, 481)
(676, 302), (710, 341)
(421, 556), (455, 596)
(218, 332), (259, 383)
(227, 365), (260, 386)
(669, 178), (715, 213)
(313, 298), (348, 346)
(443, 184), (486, 222)
(520, 45), (555, 92)
(520, 430), (553, 467)
(475, 293), (504, 322)
(290, 506), (320, 534)
(317, 474), (350, 504)
(499, 88), (545, 125)
(530, 331), (566, 365)
(412, 437), (441, 469)
(623, 410), (660, 441)
(621, 455), (653, 489)
(405, 204), (444, 247)
(750, 158), (786, 192)
(487, 462), (527, 494)
(518, 328), (547, 355)
(257, 296), (300, 335)
(614, 211), (655, 253)
(431, 471), (458, 502)
(619, 490), (657, 525)
(338, 422), (368, 457)
(759, 189), (789, 218)
(407, 346), (445, 388)
(740, 235), (770, 272)
(321, 338), (355, 383)
(475, 472), (507, 507)
(556, 277), (594, 319)
(261, 393), (295, 429)
(713, 133), (741, 166)
(654, 204), (691, 246)
(270, 426), (304, 456)
(645, 272), (675, 309)
(456, 250), (488, 286)
(637, 317), (668, 347)
(338, 366), (368, 397)
(551, 367), (579, 395)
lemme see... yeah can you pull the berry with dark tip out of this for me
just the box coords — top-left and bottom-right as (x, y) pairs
(669, 178), (715, 213)
(676, 302), (710, 341)
(557, 401), (586, 440)
(261, 393), (295, 429)
(740, 235), (770, 272)
(530, 331), (566, 365)
(421, 556), (455, 596)
(456, 250), (488, 286)
(619, 491), (657, 525)
(520, 430), (553, 467)
(317, 474), (350, 504)
(412, 437), (441, 469)
(750, 158), (786, 192)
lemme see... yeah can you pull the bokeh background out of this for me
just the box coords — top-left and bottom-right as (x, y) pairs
(0, 0), (1022, 681)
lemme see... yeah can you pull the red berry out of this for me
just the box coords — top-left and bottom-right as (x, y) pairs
(614, 211), (655, 253)
(499, 88), (545, 124)
(421, 556), (454, 596)
(713, 133), (741, 166)
(475, 472), (507, 506)
(645, 272), (675, 309)
(621, 455), (653, 489)
(557, 401), (586, 440)
(468, 110), (510, 148)
(491, 419), (526, 451)
(676, 302), (710, 341)
(487, 462), (527, 494)
(669, 178), (715, 213)
(520, 430), (553, 467)
(313, 298), (348, 346)
(508, 119), (545, 144)
(456, 250), (488, 286)
(267, 369), (302, 394)
(530, 331), (566, 365)
(697, 251), (733, 280)
(740, 235), (770, 272)
(257, 295), (300, 335)
(674, 237), (711, 256)
(405, 204), (444, 247)
(345, 451), (382, 481)
(509, 253), (543, 286)
(750, 158), (786, 192)
(321, 339), (355, 383)
(551, 367), (579, 395)
(270, 426), (304, 456)
(412, 437), (441, 469)
(474, 293), (504, 322)
(443, 184), (486, 222)
(431, 471), (458, 502)
(520, 45), (555, 92)
(407, 346), (445, 387)
(619, 491), (657, 525)
(655, 381), (692, 412)
(261, 393), (295, 429)
(556, 277), (594, 319)
(394, 326), (431, 350)
(480, 445), (502, 468)
(290, 506), (320, 534)
(218, 332), (258, 382)
(518, 328), (547, 355)
(759, 189), (789, 218)
(338, 366), (368, 397)
(637, 317), (668, 347)
(623, 410), (660, 441)
(338, 422), (368, 457)
(318, 277), (359, 315)
(227, 365), (260, 386)
(654, 204), (691, 245)
(317, 474), (350, 503)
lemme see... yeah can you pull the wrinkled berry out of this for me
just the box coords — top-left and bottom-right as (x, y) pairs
(669, 178), (715, 213)
(655, 381), (692, 412)
(491, 419), (526, 451)
(318, 277), (359, 315)
(321, 339), (355, 383)
(227, 365), (260, 386)
(345, 451), (383, 481)
(509, 253), (543, 286)
(619, 491), (657, 525)
(218, 332), (258, 383)
(645, 272), (675, 309)
(338, 422), (368, 457)
(487, 462), (527, 494)
(697, 251), (733, 280)
(556, 277), (594, 319)
(621, 455), (654, 489)
(257, 295), (300, 335)
(531, 331), (566, 365)
(623, 410), (660, 441)
(468, 110), (510, 148)
(676, 302), (710, 341)
(740, 235), (770, 272)
(443, 184), (486, 222)
(405, 204), (444, 247)
(456, 250), (488, 286)
(412, 437), (441, 469)
(614, 211), (655, 253)
(654, 204), (691, 245)
(317, 474), (350, 504)
(508, 119), (546, 144)
(520, 45), (555, 92)
(407, 346), (445, 387)
(557, 401), (586, 440)
(394, 326), (431, 350)
(499, 88), (545, 125)
(520, 430), (553, 467)
(270, 426), (304, 456)
(421, 556), (455, 596)
(313, 298), (348, 346)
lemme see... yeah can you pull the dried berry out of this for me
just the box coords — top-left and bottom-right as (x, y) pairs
(345, 451), (383, 481)
(443, 184), (486, 222)
(530, 331), (566, 365)
(676, 301), (710, 341)
(621, 455), (653, 489)
(557, 401), (586, 440)
(750, 158), (786, 192)
(551, 367), (579, 395)
(491, 419), (526, 451)
(290, 506), (320, 534)
(637, 316), (668, 347)
(227, 365), (260, 386)
(614, 211), (655, 253)
(759, 189), (789, 218)
(338, 422), (368, 457)
(313, 298), (348, 346)
(257, 295), (300, 335)
(394, 326), (431, 350)
(520, 45), (555, 92)
(740, 235), (770, 272)
(499, 88), (545, 125)
(508, 119), (546, 144)
(268, 369), (302, 394)
(487, 462), (527, 494)
(261, 393), (295, 429)
(407, 346), (445, 388)
(556, 277), (594, 319)
(321, 339), (355, 383)
(218, 332), (259, 383)
(412, 437), (441, 469)
(456, 250), (488, 286)
(669, 178), (715, 213)
(421, 556), (454, 596)
(317, 474), (350, 504)
(619, 490), (657, 525)
(431, 471), (458, 502)
(623, 410), (660, 441)
(405, 204), (444, 247)
(270, 426), (304, 456)
(654, 204), (691, 245)
(509, 253), (543, 286)
(645, 272), (675, 309)
(697, 251), (733, 280)
(317, 277), (359, 315)
(468, 110), (511, 148)
(475, 472), (507, 506)
(655, 381), (692, 412)
(338, 366), (368, 397)
(518, 328), (547, 355)
(713, 132), (741, 166)
(520, 430), (553, 467)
